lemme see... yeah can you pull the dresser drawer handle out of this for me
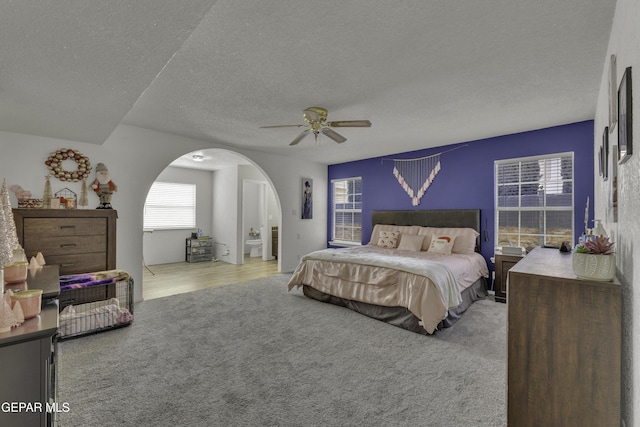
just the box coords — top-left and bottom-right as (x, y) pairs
(60, 244), (77, 248)
(60, 225), (76, 230)
(60, 263), (75, 267)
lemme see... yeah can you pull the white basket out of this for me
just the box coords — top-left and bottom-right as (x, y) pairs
(572, 252), (616, 282)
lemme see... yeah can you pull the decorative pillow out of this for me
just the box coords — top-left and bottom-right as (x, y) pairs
(423, 227), (479, 254)
(377, 231), (400, 248)
(427, 235), (456, 255)
(368, 225), (420, 246)
(397, 234), (425, 252)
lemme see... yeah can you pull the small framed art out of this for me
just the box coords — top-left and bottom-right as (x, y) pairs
(609, 54), (617, 132)
(602, 126), (609, 180)
(301, 178), (313, 219)
(618, 66), (633, 164)
(598, 145), (603, 178)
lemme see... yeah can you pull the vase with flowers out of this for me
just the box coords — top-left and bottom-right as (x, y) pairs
(248, 227), (260, 239)
(572, 235), (616, 281)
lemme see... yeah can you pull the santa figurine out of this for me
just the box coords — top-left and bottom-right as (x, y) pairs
(91, 163), (117, 209)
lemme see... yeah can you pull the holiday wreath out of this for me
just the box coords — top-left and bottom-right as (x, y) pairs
(45, 148), (92, 182)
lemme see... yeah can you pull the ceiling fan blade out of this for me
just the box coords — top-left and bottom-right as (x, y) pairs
(322, 128), (347, 143)
(260, 124), (305, 128)
(289, 130), (310, 146)
(327, 120), (372, 128)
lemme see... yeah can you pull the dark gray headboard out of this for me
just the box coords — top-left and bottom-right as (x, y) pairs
(371, 209), (481, 251)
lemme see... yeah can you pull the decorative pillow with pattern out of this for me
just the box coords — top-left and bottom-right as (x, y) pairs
(377, 231), (400, 248)
(427, 235), (456, 255)
(368, 224), (420, 246)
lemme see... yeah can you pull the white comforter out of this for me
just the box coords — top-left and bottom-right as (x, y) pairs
(288, 245), (489, 333)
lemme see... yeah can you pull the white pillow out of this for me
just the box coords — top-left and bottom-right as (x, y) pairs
(427, 235), (456, 255)
(417, 228), (433, 251)
(423, 227), (479, 254)
(377, 231), (400, 248)
(397, 234), (425, 252)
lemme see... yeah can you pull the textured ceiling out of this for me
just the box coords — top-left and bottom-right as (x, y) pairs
(0, 0), (616, 166)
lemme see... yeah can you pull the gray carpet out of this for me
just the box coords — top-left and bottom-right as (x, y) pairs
(57, 274), (507, 427)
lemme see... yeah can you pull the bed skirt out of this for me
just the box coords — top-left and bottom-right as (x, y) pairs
(302, 276), (488, 335)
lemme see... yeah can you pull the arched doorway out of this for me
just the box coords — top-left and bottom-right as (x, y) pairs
(141, 149), (282, 299)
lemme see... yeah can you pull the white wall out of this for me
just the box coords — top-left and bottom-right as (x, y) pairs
(264, 181), (279, 260)
(212, 165), (240, 264)
(0, 124), (328, 302)
(143, 166), (213, 265)
(593, 0), (639, 424)
(242, 181), (263, 254)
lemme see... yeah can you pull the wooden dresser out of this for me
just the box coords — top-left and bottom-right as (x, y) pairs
(507, 247), (621, 426)
(13, 209), (117, 275)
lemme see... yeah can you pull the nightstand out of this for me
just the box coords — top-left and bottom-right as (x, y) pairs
(494, 253), (524, 303)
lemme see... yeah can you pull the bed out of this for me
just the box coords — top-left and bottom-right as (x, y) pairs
(287, 209), (489, 334)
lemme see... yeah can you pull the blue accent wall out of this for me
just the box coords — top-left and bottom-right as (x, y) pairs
(328, 120), (594, 268)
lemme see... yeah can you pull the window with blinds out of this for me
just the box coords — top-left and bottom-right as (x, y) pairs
(495, 153), (573, 250)
(144, 182), (196, 229)
(331, 177), (362, 244)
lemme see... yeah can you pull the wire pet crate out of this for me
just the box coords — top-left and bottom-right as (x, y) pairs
(58, 271), (134, 340)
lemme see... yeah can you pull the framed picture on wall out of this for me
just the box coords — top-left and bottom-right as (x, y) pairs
(598, 146), (603, 177)
(603, 126), (609, 180)
(301, 178), (313, 219)
(618, 66), (633, 164)
(609, 54), (617, 132)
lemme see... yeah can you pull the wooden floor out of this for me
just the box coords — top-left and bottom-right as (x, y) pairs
(142, 256), (279, 300)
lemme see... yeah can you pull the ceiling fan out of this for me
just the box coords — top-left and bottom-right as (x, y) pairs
(260, 107), (371, 146)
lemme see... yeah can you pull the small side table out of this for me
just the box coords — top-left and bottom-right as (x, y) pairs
(494, 253), (524, 303)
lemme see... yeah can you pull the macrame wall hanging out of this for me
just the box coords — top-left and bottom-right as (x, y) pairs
(392, 154), (441, 206)
(385, 144), (468, 206)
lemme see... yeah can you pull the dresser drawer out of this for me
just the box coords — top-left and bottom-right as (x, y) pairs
(23, 235), (107, 256)
(46, 253), (109, 276)
(23, 218), (107, 238)
(13, 209), (117, 275)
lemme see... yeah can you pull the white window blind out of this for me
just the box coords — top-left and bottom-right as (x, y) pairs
(332, 177), (362, 244)
(495, 153), (574, 250)
(144, 182), (196, 229)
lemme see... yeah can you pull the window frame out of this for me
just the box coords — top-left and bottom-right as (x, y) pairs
(330, 177), (363, 247)
(143, 181), (197, 230)
(494, 152), (574, 251)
